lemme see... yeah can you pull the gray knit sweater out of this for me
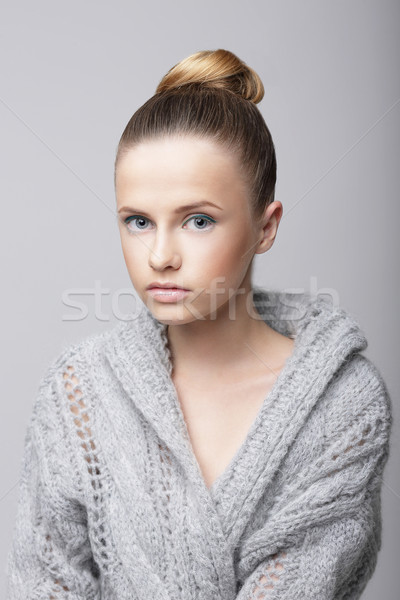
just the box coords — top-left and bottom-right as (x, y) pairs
(5, 287), (392, 599)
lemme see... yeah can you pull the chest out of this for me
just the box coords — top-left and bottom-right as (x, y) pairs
(172, 371), (280, 490)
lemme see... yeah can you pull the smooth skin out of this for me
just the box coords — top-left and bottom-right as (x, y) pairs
(115, 134), (295, 489)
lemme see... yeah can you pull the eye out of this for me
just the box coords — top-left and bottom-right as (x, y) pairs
(122, 213), (216, 234)
(183, 215), (216, 231)
(124, 215), (153, 233)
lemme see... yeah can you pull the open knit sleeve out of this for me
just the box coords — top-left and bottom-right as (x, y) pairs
(5, 373), (101, 599)
(235, 362), (392, 600)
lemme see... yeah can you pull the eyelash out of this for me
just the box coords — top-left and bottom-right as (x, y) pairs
(123, 214), (217, 234)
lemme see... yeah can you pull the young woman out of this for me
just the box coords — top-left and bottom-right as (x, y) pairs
(6, 49), (392, 599)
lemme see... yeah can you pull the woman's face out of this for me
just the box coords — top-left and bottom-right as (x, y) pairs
(115, 135), (274, 325)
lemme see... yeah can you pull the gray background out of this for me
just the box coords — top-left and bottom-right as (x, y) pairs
(1, 0), (399, 596)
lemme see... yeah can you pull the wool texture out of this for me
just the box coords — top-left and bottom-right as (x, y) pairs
(5, 287), (393, 599)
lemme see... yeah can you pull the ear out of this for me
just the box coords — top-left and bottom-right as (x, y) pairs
(254, 201), (283, 255)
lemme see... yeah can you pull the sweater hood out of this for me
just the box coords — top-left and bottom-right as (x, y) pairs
(103, 286), (368, 547)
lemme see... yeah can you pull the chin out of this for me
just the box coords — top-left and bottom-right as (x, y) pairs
(146, 301), (209, 326)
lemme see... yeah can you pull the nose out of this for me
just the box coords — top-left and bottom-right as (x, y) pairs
(148, 229), (181, 271)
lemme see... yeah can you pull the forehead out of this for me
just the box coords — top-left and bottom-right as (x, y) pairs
(115, 135), (247, 200)
(116, 136), (244, 184)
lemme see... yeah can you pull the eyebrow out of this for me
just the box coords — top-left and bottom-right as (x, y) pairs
(117, 201), (223, 215)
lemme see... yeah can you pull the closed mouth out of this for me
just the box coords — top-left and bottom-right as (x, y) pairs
(147, 283), (189, 291)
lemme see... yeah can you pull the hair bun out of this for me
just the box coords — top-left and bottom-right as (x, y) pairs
(156, 49), (264, 104)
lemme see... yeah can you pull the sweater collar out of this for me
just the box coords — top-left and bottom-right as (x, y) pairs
(103, 287), (367, 544)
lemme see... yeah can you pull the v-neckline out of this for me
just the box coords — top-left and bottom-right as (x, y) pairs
(202, 337), (298, 498)
(163, 327), (299, 500)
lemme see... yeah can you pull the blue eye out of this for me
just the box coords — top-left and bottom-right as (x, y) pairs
(123, 214), (216, 233)
(183, 215), (216, 231)
(124, 216), (152, 232)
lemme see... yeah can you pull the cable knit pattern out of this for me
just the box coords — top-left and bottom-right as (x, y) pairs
(5, 287), (392, 599)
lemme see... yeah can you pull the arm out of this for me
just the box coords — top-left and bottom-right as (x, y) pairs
(235, 362), (392, 600)
(5, 374), (101, 599)
(236, 474), (385, 599)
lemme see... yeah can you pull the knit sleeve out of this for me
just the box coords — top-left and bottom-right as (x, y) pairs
(234, 358), (392, 600)
(5, 372), (101, 599)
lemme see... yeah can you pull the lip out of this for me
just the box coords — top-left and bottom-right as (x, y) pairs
(146, 282), (190, 290)
(147, 287), (190, 303)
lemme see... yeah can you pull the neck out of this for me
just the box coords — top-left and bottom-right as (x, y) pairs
(166, 286), (282, 380)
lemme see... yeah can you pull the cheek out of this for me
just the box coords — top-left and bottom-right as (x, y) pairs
(191, 230), (252, 280)
(209, 226), (252, 262)
(120, 237), (148, 276)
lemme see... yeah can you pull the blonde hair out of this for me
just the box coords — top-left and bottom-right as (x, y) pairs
(156, 49), (264, 103)
(116, 49), (276, 218)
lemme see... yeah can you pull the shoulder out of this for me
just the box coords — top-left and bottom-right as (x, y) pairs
(326, 351), (391, 413)
(316, 351), (393, 457)
(39, 322), (122, 386)
(30, 323), (125, 432)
